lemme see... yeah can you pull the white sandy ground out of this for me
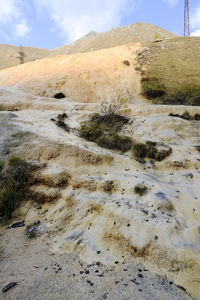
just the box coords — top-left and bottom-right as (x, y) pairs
(0, 83), (200, 299)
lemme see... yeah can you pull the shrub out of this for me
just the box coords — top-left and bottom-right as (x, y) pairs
(181, 111), (190, 120)
(164, 84), (200, 106)
(99, 96), (129, 115)
(97, 135), (116, 149)
(79, 122), (104, 142)
(54, 92), (66, 99)
(134, 184), (148, 196)
(55, 120), (70, 132)
(123, 60), (130, 66)
(132, 143), (147, 159)
(169, 111), (200, 121)
(132, 141), (172, 161)
(195, 146), (200, 152)
(0, 157), (30, 218)
(57, 113), (68, 121)
(141, 76), (165, 99)
(79, 113), (132, 152)
(194, 114), (200, 121)
(114, 135), (132, 152)
(91, 113), (129, 132)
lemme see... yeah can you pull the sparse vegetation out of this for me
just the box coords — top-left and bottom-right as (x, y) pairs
(0, 157), (31, 218)
(57, 113), (68, 121)
(123, 60), (130, 66)
(169, 111), (200, 121)
(141, 76), (165, 99)
(0, 104), (6, 111)
(195, 146), (200, 152)
(99, 96), (130, 115)
(56, 120), (70, 131)
(134, 184), (148, 196)
(79, 112), (132, 152)
(132, 141), (172, 161)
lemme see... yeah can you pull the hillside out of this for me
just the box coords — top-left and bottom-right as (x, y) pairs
(0, 22), (177, 70)
(0, 44), (49, 70)
(137, 37), (200, 104)
(48, 22), (177, 56)
(0, 23), (200, 299)
(0, 43), (142, 104)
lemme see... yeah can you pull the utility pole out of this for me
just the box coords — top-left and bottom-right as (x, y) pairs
(16, 45), (26, 64)
(184, 0), (190, 37)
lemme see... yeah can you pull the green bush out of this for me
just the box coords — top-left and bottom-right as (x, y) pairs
(169, 111), (200, 121)
(97, 135), (116, 149)
(79, 122), (104, 142)
(114, 135), (132, 152)
(164, 84), (200, 106)
(195, 146), (200, 152)
(79, 113), (131, 152)
(0, 157), (30, 218)
(57, 113), (68, 121)
(132, 143), (147, 159)
(134, 184), (148, 196)
(132, 141), (172, 161)
(141, 76), (165, 99)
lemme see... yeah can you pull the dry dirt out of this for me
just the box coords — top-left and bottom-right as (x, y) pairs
(0, 44), (142, 103)
(0, 31), (200, 299)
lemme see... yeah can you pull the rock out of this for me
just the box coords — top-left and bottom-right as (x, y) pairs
(2, 282), (17, 293)
(26, 225), (37, 238)
(7, 220), (25, 229)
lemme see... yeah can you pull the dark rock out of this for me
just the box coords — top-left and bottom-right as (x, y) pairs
(26, 225), (37, 238)
(7, 220), (25, 229)
(2, 282), (17, 293)
(54, 92), (66, 99)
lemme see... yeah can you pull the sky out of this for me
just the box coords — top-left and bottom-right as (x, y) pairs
(0, 0), (199, 49)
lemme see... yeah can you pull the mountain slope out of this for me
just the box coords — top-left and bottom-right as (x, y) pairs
(49, 22), (177, 57)
(0, 44), (49, 70)
(0, 23), (177, 70)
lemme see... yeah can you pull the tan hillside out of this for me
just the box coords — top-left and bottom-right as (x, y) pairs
(0, 43), (142, 104)
(137, 37), (200, 98)
(0, 23), (177, 70)
(0, 44), (49, 70)
(1, 24), (200, 300)
(49, 22), (177, 56)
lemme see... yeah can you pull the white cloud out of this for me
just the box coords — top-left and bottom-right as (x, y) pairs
(0, 0), (30, 40)
(14, 19), (30, 38)
(34, 0), (138, 42)
(191, 5), (200, 37)
(0, 0), (20, 24)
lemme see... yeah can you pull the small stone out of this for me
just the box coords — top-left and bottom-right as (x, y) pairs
(85, 270), (89, 274)
(2, 282), (17, 293)
(154, 235), (158, 240)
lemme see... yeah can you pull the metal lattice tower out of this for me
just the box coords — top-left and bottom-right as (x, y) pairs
(184, 0), (190, 37)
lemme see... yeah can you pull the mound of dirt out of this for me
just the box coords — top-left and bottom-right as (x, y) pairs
(0, 43), (142, 103)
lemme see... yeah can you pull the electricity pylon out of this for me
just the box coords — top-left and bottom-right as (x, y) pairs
(184, 0), (190, 36)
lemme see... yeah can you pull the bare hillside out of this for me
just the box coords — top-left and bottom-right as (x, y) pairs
(0, 43), (142, 103)
(0, 44), (49, 70)
(0, 23), (177, 70)
(49, 22), (177, 57)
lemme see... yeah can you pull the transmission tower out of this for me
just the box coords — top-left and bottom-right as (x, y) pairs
(184, 0), (190, 37)
(16, 45), (26, 64)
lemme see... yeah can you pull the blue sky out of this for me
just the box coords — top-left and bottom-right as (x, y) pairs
(0, 0), (199, 49)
